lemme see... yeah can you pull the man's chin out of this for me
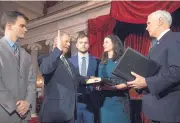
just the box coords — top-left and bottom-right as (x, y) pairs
(79, 50), (88, 54)
(18, 36), (25, 39)
(63, 49), (69, 54)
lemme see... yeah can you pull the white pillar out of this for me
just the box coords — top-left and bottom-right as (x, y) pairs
(45, 39), (53, 53)
(27, 43), (42, 117)
(70, 32), (79, 56)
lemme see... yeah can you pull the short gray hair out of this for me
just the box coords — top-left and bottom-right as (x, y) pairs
(150, 10), (172, 27)
(53, 31), (70, 41)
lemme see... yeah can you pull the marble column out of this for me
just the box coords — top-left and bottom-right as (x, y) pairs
(27, 43), (42, 117)
(70, 32), (78, 56)
(45, 39), (53, 52)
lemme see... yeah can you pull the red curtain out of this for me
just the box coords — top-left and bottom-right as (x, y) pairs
(124, 33), (151, 99)
(88, 14), (116, 58)
(111, 1), (180, 24)
(125, 33), (150, 56)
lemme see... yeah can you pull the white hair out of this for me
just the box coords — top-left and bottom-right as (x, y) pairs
(150, 10), (172, 27)
(53, 31), (70, 41)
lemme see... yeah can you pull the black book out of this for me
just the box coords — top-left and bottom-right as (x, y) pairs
(112, 47), (161, 81)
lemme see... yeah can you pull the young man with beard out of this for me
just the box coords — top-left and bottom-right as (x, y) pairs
(69, 32), (100, 123)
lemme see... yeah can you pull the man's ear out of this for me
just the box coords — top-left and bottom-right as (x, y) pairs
(6, 22), (12, 30)
(158, 17), (164, 26)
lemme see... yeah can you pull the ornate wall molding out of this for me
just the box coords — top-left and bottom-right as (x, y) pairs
(27, 1), (110, 29)
(27, 43), (42, 51)
(19, 1), (111, 45)
(70, 32), (79, 41)
(47, 1), (87, 15)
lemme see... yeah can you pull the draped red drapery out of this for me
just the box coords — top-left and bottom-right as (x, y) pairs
(88, 2), (180, 58)
(110, 1), (180, 24)
(88, 14), (116, 58)
(88, 3), (180, 123)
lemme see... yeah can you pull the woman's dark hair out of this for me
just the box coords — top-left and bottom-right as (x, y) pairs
(101, 34), (124, 64)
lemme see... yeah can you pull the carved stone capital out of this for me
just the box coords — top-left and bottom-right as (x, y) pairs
(45, 39), (54, 46)
(27, 43), (42, 51)
(70, 33), (79, 41)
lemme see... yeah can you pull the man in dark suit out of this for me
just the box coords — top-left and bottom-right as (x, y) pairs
(38, 31), (87, 123)
(69, 33), (99, 123)
(127, 10), (180, 123)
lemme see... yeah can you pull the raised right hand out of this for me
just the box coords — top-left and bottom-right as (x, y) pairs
(56, 30), (61, 50)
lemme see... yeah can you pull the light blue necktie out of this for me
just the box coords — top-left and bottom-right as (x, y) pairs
(81, 57), (87, 76)
(152, 39), (158, 48)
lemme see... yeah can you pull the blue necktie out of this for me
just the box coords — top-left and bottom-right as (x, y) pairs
(152, 39), (158, 48)
(81, 57), (87, 76)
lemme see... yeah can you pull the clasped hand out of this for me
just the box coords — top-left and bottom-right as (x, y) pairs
(16, 100), (30, 117)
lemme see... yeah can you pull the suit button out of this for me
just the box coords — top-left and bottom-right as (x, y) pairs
(20, 76), (23, 79)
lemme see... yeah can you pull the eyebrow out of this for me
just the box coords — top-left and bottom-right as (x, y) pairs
(20, 24), (26, 27)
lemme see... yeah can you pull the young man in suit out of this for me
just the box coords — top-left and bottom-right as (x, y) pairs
(127, 10), (180, 123)
(0, 11), (36, 123)
(38, 31), (88, 123)
(69, 33), (99, 123)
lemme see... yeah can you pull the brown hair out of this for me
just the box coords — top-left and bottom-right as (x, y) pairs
(77, 31), (88, 41)
(1, 11), (29, 30)
(101, 34), (124, 64)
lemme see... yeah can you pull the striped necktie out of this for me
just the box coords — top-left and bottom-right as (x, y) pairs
(13, 43), (20, 67)
(61, 56), (72, 75)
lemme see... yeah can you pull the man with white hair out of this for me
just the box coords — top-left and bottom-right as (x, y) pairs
(127, 10), (180, 123)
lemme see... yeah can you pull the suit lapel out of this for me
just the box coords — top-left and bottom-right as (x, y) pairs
(67, 60), (75, 77)
(74, 55), (79, 73)
(158, 30), (172, 45)
(87, 55), (93, 75)
(148, 31), (172, 58)
(19, 48), (25, 73)
(59, 58), (74, 77)
(1, 38), (20, 71)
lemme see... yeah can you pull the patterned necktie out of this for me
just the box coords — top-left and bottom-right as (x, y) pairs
(61, 56), (72, 75)
(13, 43), (20, 67)
(81, 57), (87, 76)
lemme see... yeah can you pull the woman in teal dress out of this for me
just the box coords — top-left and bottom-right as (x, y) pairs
(98, 35), (131, 123)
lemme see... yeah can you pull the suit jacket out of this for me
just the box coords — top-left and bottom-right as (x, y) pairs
(142, 31), (180, 122)
(69, 54), (100, 112)
(68, 54), (99, 77)
(38, 48), (85, 122)
(0, 37), (36, 123)
(69, 54), (99, 95)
